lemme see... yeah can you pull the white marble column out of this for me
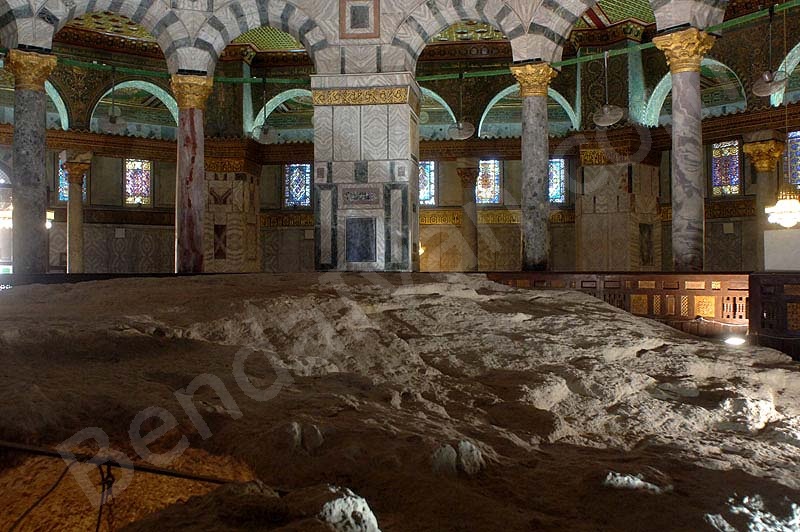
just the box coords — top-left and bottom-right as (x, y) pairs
(170, 74), (213, 274)
(653, 28), (715, 272)
(457, 161), (479, 271)
(511, 62), (557, 271)
(62, 160), (90, 273)
(5, 49), (57, 274)
(743, 140), (785, 271)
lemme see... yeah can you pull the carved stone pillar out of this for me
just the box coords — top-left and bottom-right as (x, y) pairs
(743, 140), (785, 271)
(171, 74), (213, 273)
(653, 28), (715, 272)
(62, 160), (90, 273)
(510, 62), (557, 271)
(6, 49), (57, 274)
(457, 163), (479, 272)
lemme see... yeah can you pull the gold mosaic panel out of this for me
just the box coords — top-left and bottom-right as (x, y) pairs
(694, 296), (716, 319)
(630, 294), (648, 315)
(653, 295), (662, 315)
(685, 281), (706, 290)
(681, 296), (690, 317)
(666, 295), (676, 315)
(638, 280), (656, 289)
(784, 285), (800, 296)
(788, 303), (800, 331)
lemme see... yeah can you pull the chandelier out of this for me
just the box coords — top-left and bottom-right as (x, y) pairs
(766, 185), (800, 229)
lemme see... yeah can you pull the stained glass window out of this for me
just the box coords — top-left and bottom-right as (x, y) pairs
(784, 131), (800, 186)
(711, 140), (741, 196)
(549, 158), (566, 203)
(57, 159), (87, 202)
(284, 163), (312, 207)
(124, 159), (152, 206)
(419, 161), (436, 206)
(476, 159), (501, 204)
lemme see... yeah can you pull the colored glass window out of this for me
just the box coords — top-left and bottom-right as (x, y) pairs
(285, 163), (312, 207)
(711, 140), (741, 196)
(124, 159), (152, 206)
(549, 158), (566, 203)
(57, 159), (88, 202)
(785, 131), (800, 186)
(476, 159), (501, 204)
(419, 161), (436, 206)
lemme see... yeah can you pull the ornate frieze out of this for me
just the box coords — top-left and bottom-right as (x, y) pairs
(170, 74), (214, 110)
(549, 209), (576, 224)
(260, 211), (314, 228)
(660, 199), (756, 221)
(5, 49), (58, 91)
(509, 63), (558, 98)
(205, 157), (260, 176)
(312, 87), (411, 107)
(479, 209), (522, 225)
(420, 209), (462, 226)
(652, 28), (716, 74)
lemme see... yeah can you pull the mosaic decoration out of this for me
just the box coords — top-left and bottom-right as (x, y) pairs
(785, 131), (800, 186)
(124, 159), (152, 206)
(430, 21), (505, 42)
(419, 161), (436, 206)
(233, 26), (303, 50)
(284, 163), (312, 208)
(549, 158), (566, 204)
(711, 140), (741, 196)
(476, 159), (501, 205)
(57, 159), (87, 202)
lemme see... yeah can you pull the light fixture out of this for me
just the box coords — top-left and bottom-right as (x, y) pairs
(419, 245), (426, 256)
(724, 336), (747, 346)
(753, 6), (788, 98)
(592, 51), (624, 127)
(46, 210), (54, 230)
(765, 185), (800, 229)
(448, 69), (475, 140)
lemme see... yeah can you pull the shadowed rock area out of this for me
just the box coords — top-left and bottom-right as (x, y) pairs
(0, 273), (798, 531)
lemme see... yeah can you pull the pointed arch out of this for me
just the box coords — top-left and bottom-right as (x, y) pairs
(642, 58), (746, 127)
(252, 88), (312, 132)
(389, 0), (526, 70)
(44, 81), (69, 130)
(478, 83), (579, 138)
(187, 1), (329, 74)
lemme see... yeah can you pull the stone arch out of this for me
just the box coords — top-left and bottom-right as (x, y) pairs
(88, 78), (178, 139)
(3, 0), (186, 73)
(187, 0), (330, 74)
(477, 83), (580, 138)
(772, 40), (800, 107)
(642, 58), (746, 127)
(389, 0), (526, 69)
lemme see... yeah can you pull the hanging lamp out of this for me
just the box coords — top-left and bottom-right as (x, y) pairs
(592, 51), (624, 127)
(448, 69), (475, 140)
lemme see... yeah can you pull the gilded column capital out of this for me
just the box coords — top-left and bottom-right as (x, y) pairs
(652, 28), (716, 74)
(5, 49), (58, 92)
(457, 167), (479, 188)
(62, 162), (91, 184)
(743, 140), (785, 173)
(170, 74), (214, 110)
(509, 62), (558, 97)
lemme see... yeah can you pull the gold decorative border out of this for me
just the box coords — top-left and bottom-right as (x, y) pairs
(260, 211), (314, 228)
(205, 157), (260, 176)
(420, 209), (462, 226)
(660, 199), (756, 222)
(312, 87), (410, 106)
(549, 209), (576, 224)
(478, 209), (521, 225)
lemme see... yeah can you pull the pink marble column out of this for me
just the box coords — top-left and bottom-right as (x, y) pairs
(171, 74), (213, 273)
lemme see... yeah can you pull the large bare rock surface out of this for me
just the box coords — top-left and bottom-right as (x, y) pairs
(0, 273), (798, 531)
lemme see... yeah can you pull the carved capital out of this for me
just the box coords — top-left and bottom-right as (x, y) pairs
(509, 63), (558, 97)
(652, 28), (715, 74)
(743, 140), (785, 173)
(62, 161), (91, 184)
(457, 167), (479, 188)
(5, 49), (58, 92)
(170, 74), (214, 110)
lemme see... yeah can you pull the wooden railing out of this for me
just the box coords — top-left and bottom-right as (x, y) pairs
(487, 272), (750, 339)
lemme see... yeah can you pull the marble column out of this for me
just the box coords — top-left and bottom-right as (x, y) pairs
(171, 74), (213, 274)
(653, 28), (716, 272)
(743, 140), (785, 271)
(510, 62), (558, 271)
(457, 162), (479, 271)
(62, 161), (90, 273)
(5, 49), (57, 274)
